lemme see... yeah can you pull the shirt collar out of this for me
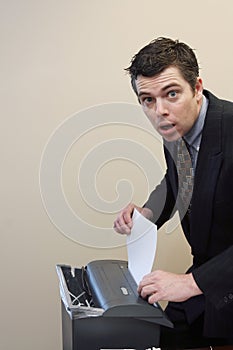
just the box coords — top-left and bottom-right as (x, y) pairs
(183, 94), (208, 151)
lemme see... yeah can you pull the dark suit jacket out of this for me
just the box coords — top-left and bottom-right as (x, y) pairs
(144, 90), (233, 337)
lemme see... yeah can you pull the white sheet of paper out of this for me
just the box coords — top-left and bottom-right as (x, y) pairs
(127, 209), (157, 285)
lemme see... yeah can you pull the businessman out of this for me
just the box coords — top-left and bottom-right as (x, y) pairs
(114, 37), (233, 348)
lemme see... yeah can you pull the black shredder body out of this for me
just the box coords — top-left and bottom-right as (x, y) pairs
(56, 261), (172, 350)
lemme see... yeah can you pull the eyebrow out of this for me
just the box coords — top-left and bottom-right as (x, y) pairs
(161, 83), (180, 91)
(138, 91), (150, 98)
(138, 82), (180, 98)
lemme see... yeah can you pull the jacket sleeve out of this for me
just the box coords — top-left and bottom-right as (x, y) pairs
(192, 245), (233, 310)
(192, 245), (233, 337)
(144, 170), (177, 229)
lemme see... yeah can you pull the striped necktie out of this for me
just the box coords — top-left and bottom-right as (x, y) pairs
(177, 138), (194, 210)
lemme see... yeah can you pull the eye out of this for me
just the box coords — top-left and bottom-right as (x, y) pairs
(168, 90), (177, 98)
(141, 96), (153, 105)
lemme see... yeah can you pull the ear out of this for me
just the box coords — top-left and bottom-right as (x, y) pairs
(195, 78), (203, 101)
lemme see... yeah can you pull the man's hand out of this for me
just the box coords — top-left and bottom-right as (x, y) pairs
(137, 270), (203, 304)
(113, 203), (153, 234)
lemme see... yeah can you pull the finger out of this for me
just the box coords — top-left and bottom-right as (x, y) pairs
(113, 219), (131, 234)
(122, 209), (133, 228)
(139, 285), (156, 299)
(138, 274), (155, 293)
(113, 204), (135, 234)
(148, 292), (159, 304)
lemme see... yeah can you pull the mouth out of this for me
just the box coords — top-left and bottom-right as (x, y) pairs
(160, 123), (175, 131)
(158, 122), (179, 140)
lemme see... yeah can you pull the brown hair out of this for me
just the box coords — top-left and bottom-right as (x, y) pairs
(126, 37), (199, 94)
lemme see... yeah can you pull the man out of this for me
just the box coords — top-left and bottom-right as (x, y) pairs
(114, 37), (233, 348)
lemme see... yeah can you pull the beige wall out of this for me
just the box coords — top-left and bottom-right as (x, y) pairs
(1, 1), (233, 349)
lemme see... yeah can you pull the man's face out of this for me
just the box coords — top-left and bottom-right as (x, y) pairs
(135, 66), (203, 142)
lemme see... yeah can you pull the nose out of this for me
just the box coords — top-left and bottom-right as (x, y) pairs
(155, 98), (169, 116)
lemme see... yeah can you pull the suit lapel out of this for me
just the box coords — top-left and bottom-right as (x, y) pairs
(190, 91), (223, 256)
